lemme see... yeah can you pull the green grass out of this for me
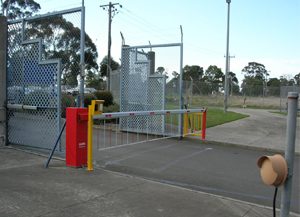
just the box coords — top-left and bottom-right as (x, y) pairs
(165, 105), (249, 128)
(206, 108), (249, 128)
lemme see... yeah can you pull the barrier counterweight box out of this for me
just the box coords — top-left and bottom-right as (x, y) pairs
(66, 107), (88, 167)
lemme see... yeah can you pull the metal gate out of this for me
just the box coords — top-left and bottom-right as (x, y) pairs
(120, 45), (166, 134)
(6, 7), (83, 150)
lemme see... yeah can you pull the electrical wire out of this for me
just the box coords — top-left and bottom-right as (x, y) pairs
(273, 187), (278, 217)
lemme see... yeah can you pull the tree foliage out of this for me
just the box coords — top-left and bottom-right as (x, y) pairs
(5, 0), (99, 86)
(26, 17), (98, 85)
(204, 65), (223, 83)
(100, 56), (120, 77)
(228, 71), (239, 94)
(3, 0), (40, 19)
(279, 76), (295, 86)
(155, 66), (165, 75)
(167, 65), (228, 95)
(202, 65), (224, 93)
(183, 65), (203, 81)
(242, 62), (269, 80)
(267, 77), (281, 96)
(241, 62), (269, 96)
(294, 73), (300, 86)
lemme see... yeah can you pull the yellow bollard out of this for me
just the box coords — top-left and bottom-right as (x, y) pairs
(183, 113), (188, 136)
(87, 100), (104, 172)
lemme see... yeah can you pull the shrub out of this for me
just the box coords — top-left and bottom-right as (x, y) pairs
(61, 94), (75, 118)
(94, 91), (114, 106)
(103, 103), (120, 113)
(84, 93), (97, 107)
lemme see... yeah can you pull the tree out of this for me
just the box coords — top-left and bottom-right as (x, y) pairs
(241, 62), (269, 96)
(294, 73), (300, 86)
(228, 71), (239, 95)
(242, 62), (269, 80)
(183, 65), (203, 81)
(26, 17), (99, 86)
(203, 65), (224, 93)
(182, 65), (204, 94)
(172, 71), (179, 79)
(267, 77), (280, 96)
(85, 70), (104, 90)
(280, 75), (295, 86)
(156, 66), (165, 75)
(5, 0), (99, 87)
(100, 56), (120, 77)
(2, 0), (40, 19)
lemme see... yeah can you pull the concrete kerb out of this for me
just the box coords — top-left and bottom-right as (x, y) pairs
(198, 139), (300, 156)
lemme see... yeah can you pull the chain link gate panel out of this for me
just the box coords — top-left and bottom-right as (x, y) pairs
(120, 46), (166, 135)
(6, 7), (83, 150)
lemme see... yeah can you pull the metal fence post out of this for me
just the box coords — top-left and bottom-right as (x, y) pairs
(179, 31), (184, 138)
(79, 0), (85, 107)
(280, 92), (299, 217)
(0, 16), (7, 146)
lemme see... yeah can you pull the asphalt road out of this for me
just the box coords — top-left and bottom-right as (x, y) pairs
(93, 138), (300, 213)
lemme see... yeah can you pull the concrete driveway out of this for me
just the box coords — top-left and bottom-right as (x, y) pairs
(206, 108), (300, 154)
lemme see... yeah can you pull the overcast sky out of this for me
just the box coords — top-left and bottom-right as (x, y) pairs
(36, 0), (300, 82)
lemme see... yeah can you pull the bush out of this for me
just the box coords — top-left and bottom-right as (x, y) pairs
(103, 103), (120, 113)
(61, 94), (75, 118)
(84, 93), (97, 107)
(94, 91), (113, 106)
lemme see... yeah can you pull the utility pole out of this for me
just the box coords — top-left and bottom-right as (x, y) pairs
(100, 2), (122, 91)
(224, 54), (235, 96)
(224, 0), (231, 112)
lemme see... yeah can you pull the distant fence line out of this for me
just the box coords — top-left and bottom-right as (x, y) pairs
(109, 72), (300, 110)
(164, 80), (299, 110)
(93, 71), (300, 110)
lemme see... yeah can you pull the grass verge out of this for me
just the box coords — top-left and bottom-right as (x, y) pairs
(206, 108), (249, 128)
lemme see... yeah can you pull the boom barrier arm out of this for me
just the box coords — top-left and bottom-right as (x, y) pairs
(86, 100), (207, 172)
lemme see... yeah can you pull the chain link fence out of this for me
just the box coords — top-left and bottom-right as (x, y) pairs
(110, 69), (121, 103)
(7, 7), (84, 150)
(166, 80), (299, 110)
(280, 86), (300, 111)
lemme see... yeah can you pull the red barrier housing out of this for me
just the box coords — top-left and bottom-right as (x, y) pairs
(66, 107), (88, 167)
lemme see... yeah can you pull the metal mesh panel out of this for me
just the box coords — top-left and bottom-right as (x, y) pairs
(120, 47), (165, 135)
(110, 69), (120, 103)
(6, 9), (82, 150)
(280, 86), (300, 111)
(148, 76), (165, 133)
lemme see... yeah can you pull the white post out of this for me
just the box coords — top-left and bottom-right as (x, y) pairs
(280, 92), (299, 217)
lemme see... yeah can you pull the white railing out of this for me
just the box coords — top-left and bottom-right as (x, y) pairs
(92, 109), (207, 151)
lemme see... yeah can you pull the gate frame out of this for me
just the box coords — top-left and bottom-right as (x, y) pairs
(0, 16), (7, 146)
(6, 6), (85, 149)
(120, 42), (184, 136)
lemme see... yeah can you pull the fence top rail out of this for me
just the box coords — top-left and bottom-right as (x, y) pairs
(93, 108), (207, 120)
(123, 43), (183, 50)
(8, 7), (83, 24)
